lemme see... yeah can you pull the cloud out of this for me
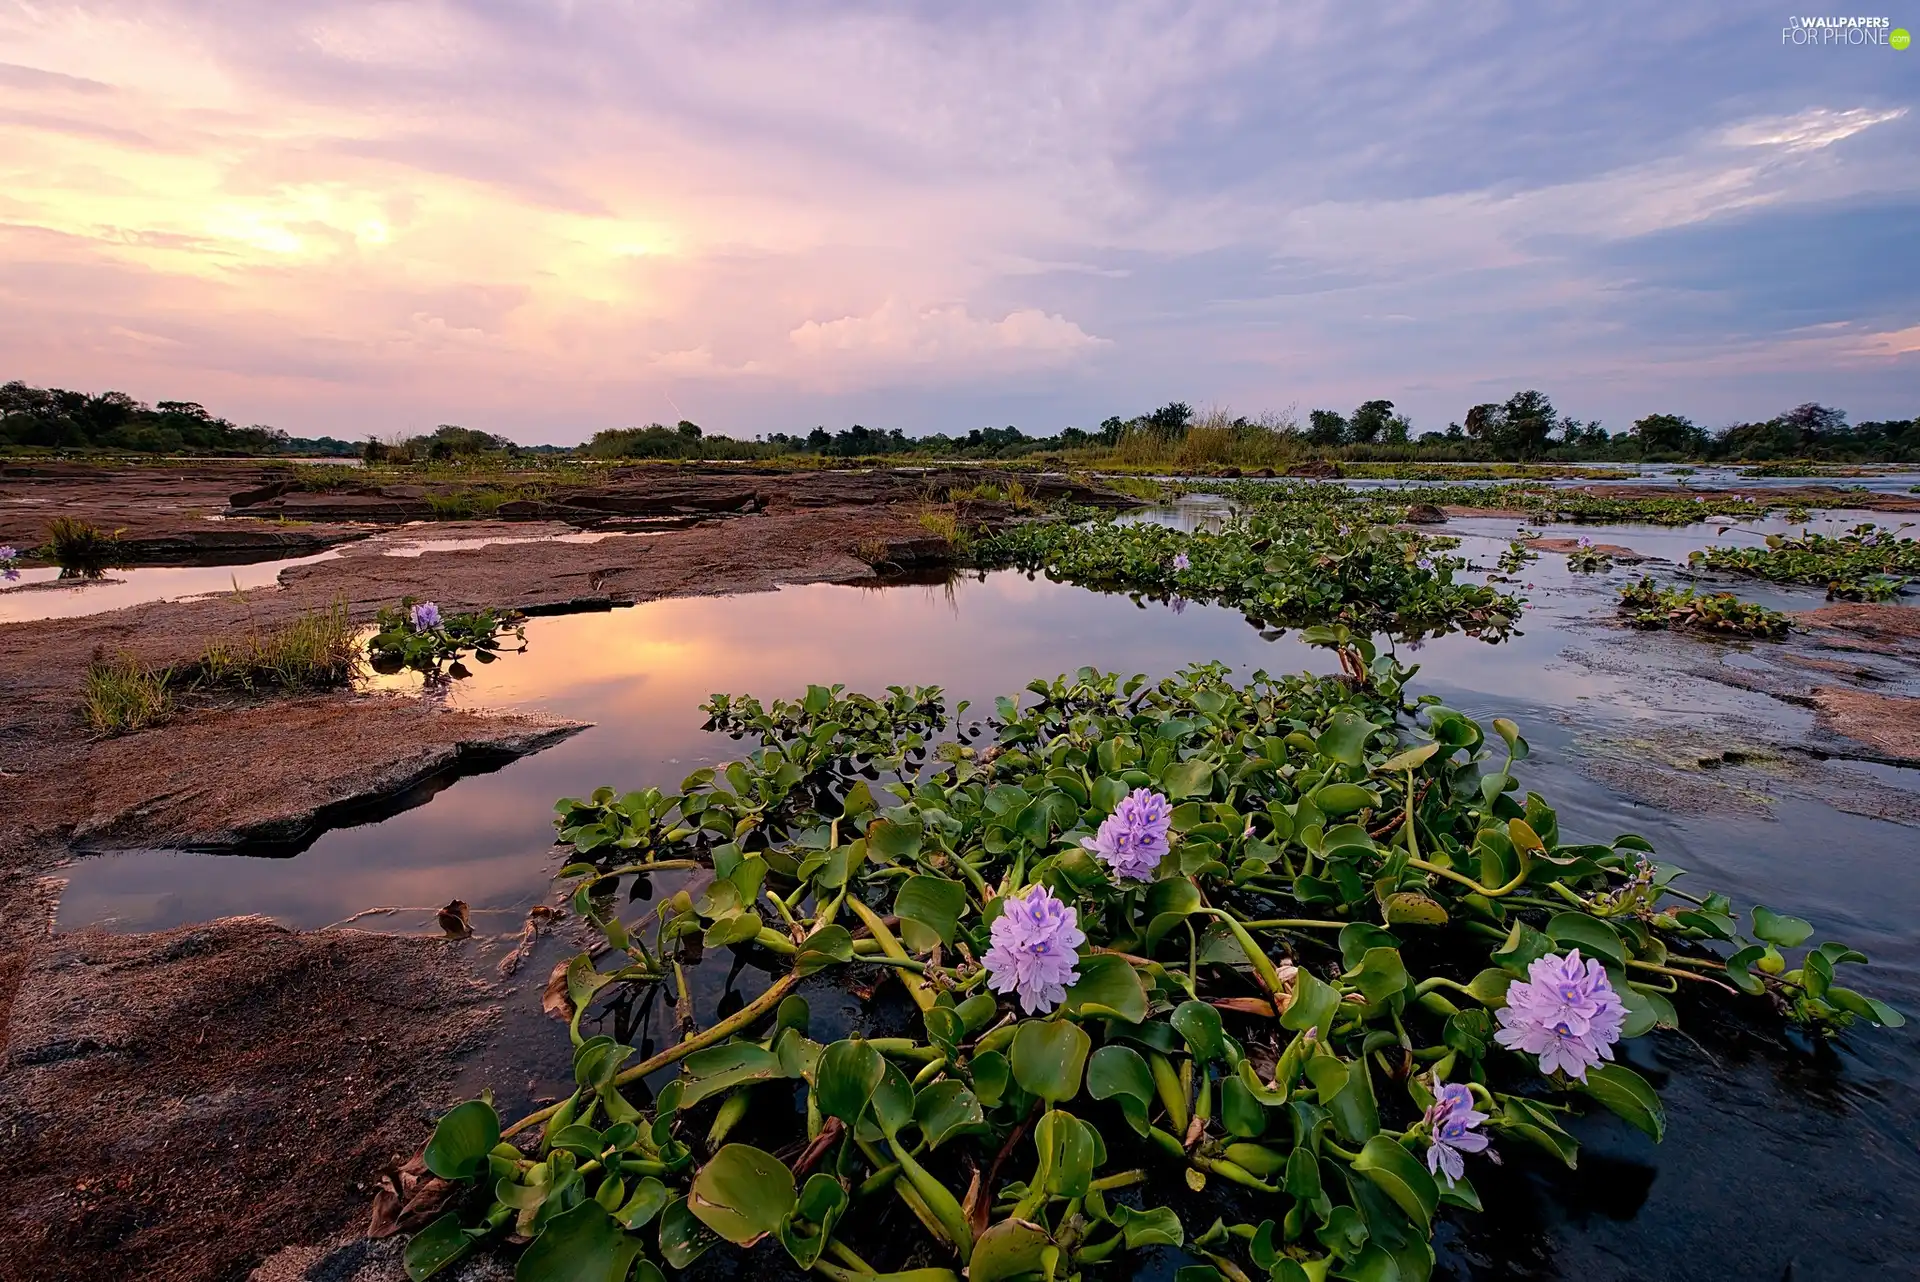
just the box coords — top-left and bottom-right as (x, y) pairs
(0, 1), (1915, 439)
(787, 300), (1109, 379)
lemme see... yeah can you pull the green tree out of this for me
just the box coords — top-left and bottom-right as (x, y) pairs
(1348, 399), (1396, 445)
(1306, 409), (1347, 446)
(1630, 413), (1703, 457)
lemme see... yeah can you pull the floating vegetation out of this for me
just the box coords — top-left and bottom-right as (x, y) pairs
(1564, 538), (1612, 574)
(368, 598), (527, 677)
(974, 514), (1521, 641)
(1687, 523), (1918, 601)
(1618, 579), (1791, 638)
(1186, 479), (1777, 528)
(403, 663), (1897, 1282)
(1495, 537), (1538, 575)
(82, 650), (174, 735)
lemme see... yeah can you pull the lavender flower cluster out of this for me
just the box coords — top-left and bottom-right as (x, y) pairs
(1171, 552), (1190, 571)
(0, 545), (16, 582)
(982, 884), (1085, 1014)
(410, 600), (443, 631)
(1493, 949), (1626, 1081)
(1422, 1082), (1489, 1184)
(1081, 787), (1172, 881)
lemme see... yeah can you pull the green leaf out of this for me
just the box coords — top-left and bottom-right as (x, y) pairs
(870, 1060), (917, 1137)
(777, 1173), (848, 1268)
(678, 1043), (785, 1108)
(1162, 759), (1215, 800)
(969, 1218), (1051, 1282)
(971, 1049), (1010, 1107)
(688, 1144), (797, 1244)
(1577, 1063), (1666, 1141)
(1382, 892), (1448, 926)
(1544, 913), (1625, 970)
(895, 875), (967, 951)
(404, 1212), (474, 1281)
(815, 1039), (885, 1125)
(517, 1202), (642, 1282)
(1011, 1019), (1091, 1103)
(1145, 877), (1204, 949)
(1112, 1204), (1184, 1248)
(1327, 1056), (1380, 1145)
(868, 818), (924, 861)
(424, 1100), (501, 1181)
(1353, 1135), (1439, 1235)
(1034, 1108), (1095, 1197)
(1492, 921), (1552, 977)
(1752, 906), (1814, 949)
(1087, 1043), (1152, 1133)
(1064, 953), (1149, 1023)
(794, 924), (855, 976)
(1344, 947), (1410, 1007)
(1379, 742), (1440, 773)
(1281, 969), (1340, 1039)
(1314, 782), (1380, 816)
(914, 1080), (985, 1149)
(1171, 998), (1229, 1063)
(658, 1197), (719, 1269)
(1317, 710), (1378, 766)
(1219, 1075), (1267, 1137)
(614, 1177), (670, 1230)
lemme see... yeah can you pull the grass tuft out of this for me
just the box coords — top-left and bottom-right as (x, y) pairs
(83, 651), (174, 735)
(197, 600), (360, 690)
(45, 516), (123, 566)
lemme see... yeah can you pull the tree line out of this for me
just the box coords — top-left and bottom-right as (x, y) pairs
(4, 378), (1915, 463)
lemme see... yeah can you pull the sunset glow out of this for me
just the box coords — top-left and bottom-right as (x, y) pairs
(3, 3), (1915, 440)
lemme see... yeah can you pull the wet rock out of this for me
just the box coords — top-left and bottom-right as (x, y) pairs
(0, 916), (500, 1278)
(1807, 687), (1920, 764)
(1287, 459), (1342, 478)
(1524, 536), (1647, 563)
(1402, 502), (1447, 524)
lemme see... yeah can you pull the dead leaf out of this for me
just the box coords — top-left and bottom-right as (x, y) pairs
(368, 1154), (455, 1238)
(542, 959), (574, 1021)
(437, 899), (473, 937)
(498, 905), (557, 976)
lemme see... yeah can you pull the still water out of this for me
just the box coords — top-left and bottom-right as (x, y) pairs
(45, 512), (1920, 1281)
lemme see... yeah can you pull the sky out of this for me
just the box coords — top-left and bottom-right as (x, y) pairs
(1, 1), (1916, 445)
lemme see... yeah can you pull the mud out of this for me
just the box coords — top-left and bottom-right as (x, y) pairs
(1806, 687), (1920, 764)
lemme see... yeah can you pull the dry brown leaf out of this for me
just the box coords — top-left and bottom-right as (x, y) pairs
(542, 958), (574, 1021)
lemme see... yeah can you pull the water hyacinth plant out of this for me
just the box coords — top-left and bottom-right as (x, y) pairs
(368, 597), (527, 677)
(1618, 578), (1791, 638)
(0, 544), (17, 581)
(1687, 523), (1918, 601)
(975, 513), (1521, 642)
(1564, 538), (1612, 574)
(401, 662), (1898, 1282)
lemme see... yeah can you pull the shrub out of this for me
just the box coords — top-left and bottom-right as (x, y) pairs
(44, 516), (122, 567)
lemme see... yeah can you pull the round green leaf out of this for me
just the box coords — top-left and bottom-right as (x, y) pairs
(423, 1100), (501, 1181)
(516, 1202), (642, 1282)
(815, 1039), (885, 1125)
(1575, 1062), (1666, 1141)
(1352, 1135), (1438, 1234)
(1011, 1020), (1091, 1103)
(688, 1144), (798, 1245)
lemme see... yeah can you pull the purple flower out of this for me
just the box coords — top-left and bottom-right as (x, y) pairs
(409, 601), (443, 631)
(1172, 552), (1191, 571)
(1081, 787), (1172, 881)
(0, 545), (15, 561)
(1493, 949), (1626, 1081)
(1169, 595), (1188, 615)
(0, 545), (15, 582)
(1423, 1082), (1489, 1185)
(1417, 556), (1433, 570)
(983, 884), (1085, 1015)
(1577, 536), (1594, 549)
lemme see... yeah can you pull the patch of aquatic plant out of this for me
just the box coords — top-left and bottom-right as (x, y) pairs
(402, 664), (1897, 1282)
(368, 598), (527, 677)
(1564, 537), (1612, 573)
(82, 650), (174, 735)
(197, 601), (360, 691)
(1618, 578), (1791, 638)
(43, 515), (123, 568)
(1188, 479), (1778, 529)
(945, 479), (1043, 512)
(0, 543), (18, 582)
(975, 513), (1522, 641)
(915, 509), (971, 555)
(1687, 523), (1918, 601)
(1495, 537), (1538, 575)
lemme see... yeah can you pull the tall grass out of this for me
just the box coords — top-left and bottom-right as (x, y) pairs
(83, 652), (174, 735)
(197, 600), (360, 690)
(1107, 409), (1307, 470)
